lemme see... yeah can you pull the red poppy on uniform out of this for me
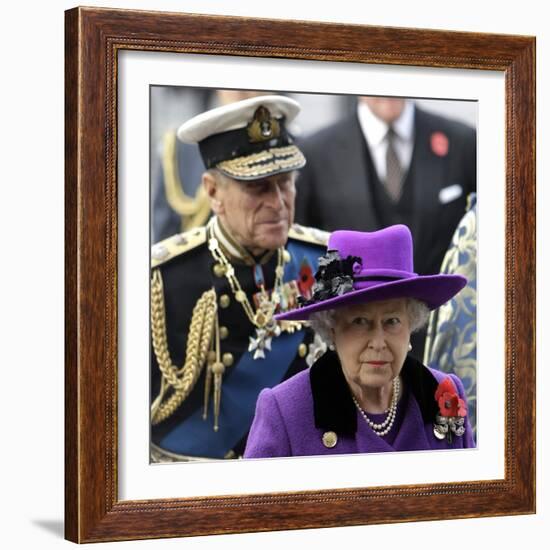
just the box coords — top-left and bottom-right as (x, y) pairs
(297, 261), (315, 299)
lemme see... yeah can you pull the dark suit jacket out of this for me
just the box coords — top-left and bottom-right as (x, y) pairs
(294, 106), (477, 277)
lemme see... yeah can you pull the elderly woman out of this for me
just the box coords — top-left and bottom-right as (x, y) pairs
(244, 225), (475, 458)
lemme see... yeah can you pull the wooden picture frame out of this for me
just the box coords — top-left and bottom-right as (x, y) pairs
(65, 6), (535, 543)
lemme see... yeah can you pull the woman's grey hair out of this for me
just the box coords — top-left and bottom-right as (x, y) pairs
(309, 309), (337, 346)
(309, 298), (430, 347)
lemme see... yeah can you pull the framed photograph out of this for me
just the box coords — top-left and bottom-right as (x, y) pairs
(65, 6), (535, 543)
(147, 85), (479, 465)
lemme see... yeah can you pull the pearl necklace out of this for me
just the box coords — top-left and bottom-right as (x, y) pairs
(352, 377), (401, 437)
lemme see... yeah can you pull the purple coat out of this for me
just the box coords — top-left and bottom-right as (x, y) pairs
(244, 351), (475, 458)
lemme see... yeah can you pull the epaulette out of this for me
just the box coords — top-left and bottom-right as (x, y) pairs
(151, 226), (207, 268)
(288, 223), (329, 247)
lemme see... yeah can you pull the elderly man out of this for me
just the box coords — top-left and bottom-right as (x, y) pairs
(150, 95), (327, 462)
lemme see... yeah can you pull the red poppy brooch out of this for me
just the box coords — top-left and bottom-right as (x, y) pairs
(433, 377), (467, 443)
(297, 259), (315, 299)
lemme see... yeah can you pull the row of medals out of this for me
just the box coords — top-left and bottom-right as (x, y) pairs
(210, 237), (303, 360)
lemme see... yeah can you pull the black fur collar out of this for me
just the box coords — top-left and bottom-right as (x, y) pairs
(309, 350), (439, 434)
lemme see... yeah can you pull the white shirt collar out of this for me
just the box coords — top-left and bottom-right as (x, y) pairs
(357, 99), (415, 147)
(208, 215), (275, 266)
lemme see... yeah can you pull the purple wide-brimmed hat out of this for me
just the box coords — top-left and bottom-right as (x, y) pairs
(276, 225), (467, 321)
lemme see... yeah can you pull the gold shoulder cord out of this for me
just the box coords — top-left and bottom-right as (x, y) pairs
(150, 268), (217, 425)
(162, 131), (211, 231)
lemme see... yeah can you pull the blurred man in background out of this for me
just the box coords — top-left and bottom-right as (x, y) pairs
(294, 96), (476, 358)
(295, 96), (476, 276)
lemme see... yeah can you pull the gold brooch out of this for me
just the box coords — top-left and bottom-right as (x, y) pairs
(322, 431), (338, 448)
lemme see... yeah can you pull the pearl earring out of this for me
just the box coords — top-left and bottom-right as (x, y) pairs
(407, 342), (412, 351)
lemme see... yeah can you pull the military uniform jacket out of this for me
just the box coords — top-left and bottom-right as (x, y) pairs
(150, 218), (327, 460)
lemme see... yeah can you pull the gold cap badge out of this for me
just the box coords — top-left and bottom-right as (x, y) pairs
(247, 106), (280, 143)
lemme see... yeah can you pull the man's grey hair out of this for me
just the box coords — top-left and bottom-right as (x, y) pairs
(309, 298), (430, 347)
(205, 168), (229, 186)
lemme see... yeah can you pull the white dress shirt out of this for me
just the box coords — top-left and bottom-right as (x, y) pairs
(357, 99), (415, 182)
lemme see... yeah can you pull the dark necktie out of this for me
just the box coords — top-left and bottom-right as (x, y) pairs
(385, 126), (403, 201)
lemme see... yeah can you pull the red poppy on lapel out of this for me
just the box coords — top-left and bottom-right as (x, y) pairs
(435, 377), (467, 418)
(430, 131), (449, 157)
